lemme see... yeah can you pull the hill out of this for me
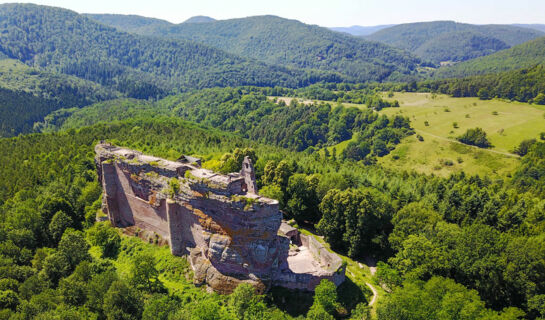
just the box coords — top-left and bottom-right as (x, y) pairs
(84, 13), (173, 33)
(416, 64), (545, 103)
(86, 14), (424, 82)
(374, 92), (545, 177)
(329, 24), (394, 36)
(433, 36), (545, 78)
(183, 15), (216, 23)
(514, 24), (545, 33)
(0, 4), (341, 97)
(0, 59), (119, 136)
(366, 21), (544, 64)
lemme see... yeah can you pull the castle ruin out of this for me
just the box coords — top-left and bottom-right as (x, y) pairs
(95, 143), (345, 293)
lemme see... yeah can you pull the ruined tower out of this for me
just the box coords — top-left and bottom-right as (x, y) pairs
(95, 143), (345, 293)
(241, 156), (258, 194)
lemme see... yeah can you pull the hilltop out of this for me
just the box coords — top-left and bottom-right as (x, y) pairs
(434, 36), (545, 78)
(0, 3), (341, 97)
(86, 14), (424, 82)
(366, 21), (544, 64)
(329, 25), (394, 36)
(183, 15), (216, 23)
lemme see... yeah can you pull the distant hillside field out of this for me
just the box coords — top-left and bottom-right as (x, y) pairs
(366, 21), (544, 64)
(376, 92), (545, 177)
(87, 14), (424, 82)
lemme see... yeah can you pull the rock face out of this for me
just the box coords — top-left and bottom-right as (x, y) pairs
(95, 143), (345, 293)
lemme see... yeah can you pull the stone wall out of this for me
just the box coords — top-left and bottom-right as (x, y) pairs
(96, 143), (345, 293)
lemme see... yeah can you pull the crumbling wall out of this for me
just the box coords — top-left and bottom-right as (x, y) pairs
(95, 143), (345, 293)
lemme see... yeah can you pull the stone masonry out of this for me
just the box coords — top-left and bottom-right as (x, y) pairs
(95, 143), (345, 293)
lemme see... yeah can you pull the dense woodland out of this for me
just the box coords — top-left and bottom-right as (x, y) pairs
(0, 60), (119, 136)
(87, 14), (423, 83)
(1, 114), (545, 319)
(0, 4), (342, 97)
(365, 21), (543, 64)
(1, 2), (545, 320)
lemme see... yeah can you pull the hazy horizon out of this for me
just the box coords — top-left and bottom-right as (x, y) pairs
(2, 0), (544, 27)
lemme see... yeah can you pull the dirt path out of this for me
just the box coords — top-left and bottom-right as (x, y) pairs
(358, 259), (378, 306)
(366, 282), (378, 306)
(416, 129), (520, 158)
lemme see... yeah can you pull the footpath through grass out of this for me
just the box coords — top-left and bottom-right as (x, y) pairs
(376, 92), (545, 177)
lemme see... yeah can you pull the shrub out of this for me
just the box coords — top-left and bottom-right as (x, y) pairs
(512, 139), (537, 156)
(457, 128), (492, 148)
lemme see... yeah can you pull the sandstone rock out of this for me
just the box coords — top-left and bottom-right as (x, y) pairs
(96, 143), (345, 293)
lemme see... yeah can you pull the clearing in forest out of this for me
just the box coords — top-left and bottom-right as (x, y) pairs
(377, 92), (545, 177)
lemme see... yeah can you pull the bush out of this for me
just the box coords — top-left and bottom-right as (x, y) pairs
(457, 128), (492, 148)
(534, 93), (545, 105)
(86, 222), (121, 258)
(512, 139), (537, 156)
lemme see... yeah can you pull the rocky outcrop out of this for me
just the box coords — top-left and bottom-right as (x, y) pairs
(95, 143), (345, 293)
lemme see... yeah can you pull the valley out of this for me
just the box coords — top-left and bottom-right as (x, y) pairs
(0, 2), (544, 320)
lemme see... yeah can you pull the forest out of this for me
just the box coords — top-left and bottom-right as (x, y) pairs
(1, 112), (544, 319)
(365, 21), (543, 64)
(0, 2), (545, 319)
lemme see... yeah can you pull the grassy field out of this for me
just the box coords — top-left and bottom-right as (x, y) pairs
(374, 92), (545, 177)
(381, 92), (545, 153)
(269, 93), (545, 177)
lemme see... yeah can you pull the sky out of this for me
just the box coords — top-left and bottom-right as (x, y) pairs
(3, 0), (545, 27)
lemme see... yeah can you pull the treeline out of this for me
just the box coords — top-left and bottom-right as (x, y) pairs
(418, 64), (545, 103)
(0, 118), (376, 319)
(262, 84), (401, 110)
(0, 3), (343, 99)
(40, 87), (413, 160)
(169, 88), (412, 154)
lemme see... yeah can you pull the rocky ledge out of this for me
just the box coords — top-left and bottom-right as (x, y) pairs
(95, 143), (345, 293)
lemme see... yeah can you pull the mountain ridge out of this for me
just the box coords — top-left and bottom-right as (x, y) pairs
(365, 21), (544, 64)
(86, 13), (424, 82)
(0, 3), (345, 97)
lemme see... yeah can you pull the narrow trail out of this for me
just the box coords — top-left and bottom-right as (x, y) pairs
(359, 260), (378, 307)
(415, 129), (520, 158)
(366, 282), (378, 306)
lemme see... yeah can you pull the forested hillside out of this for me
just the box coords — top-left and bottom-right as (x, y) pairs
(434, 36), (545, 78)
(366, 21), (544, 64)
(0, 4), (342, 98)
(38, 87), (412, 161)
(2, 115), (545, 319)
(83, 13), (173, 34)
(416, 64), (545, 103)
(87, 14), (424, 82)
(0, 59), (119, 136)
